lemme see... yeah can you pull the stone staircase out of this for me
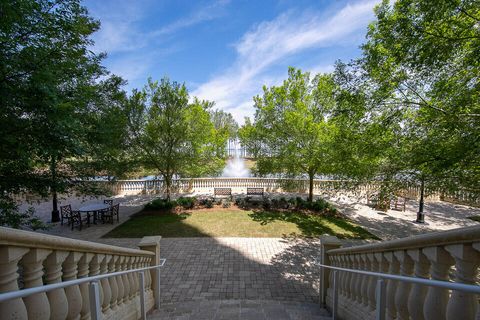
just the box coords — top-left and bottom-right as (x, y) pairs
(147, 299), (330, 320)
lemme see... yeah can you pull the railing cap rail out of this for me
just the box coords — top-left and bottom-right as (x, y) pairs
(0, 226), (154, 257)
(327, 225), (480, 255)
(318, 263), (480, 294)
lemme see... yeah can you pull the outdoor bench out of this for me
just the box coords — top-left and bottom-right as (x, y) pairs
(247, 187), (264, 197)
(214, 187), (232, 199)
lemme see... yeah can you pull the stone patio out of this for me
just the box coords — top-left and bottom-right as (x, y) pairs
(147, 300), (330, 320)
(30, 193), (480, 319)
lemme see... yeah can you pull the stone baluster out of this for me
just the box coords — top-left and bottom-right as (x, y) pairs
(121, 256), (130, 304)
(422, 246), (454, 320)
(343, 255), (352, 299)
(445, 244), (480, 320)
(21, 248), (52, 320)
(115, 256), (125, 308)
(406, 249), (430, 320)
(0, 246), (30, 320)
(337, 255), (346, 297)
(44, 250), (69, 320)
(348, 254), (358, 302)
(394, 251), (414, 320)
(132, 257), (140, 296)
(108, 255), (119, 311)
(63, 252), (83, 320)
(82, 253), (101, 320)
(126, 256), (135, 300)
(384, 252), (399, 320)
(473, 242), (480, 320)
(100, 254), (113, 314)
(354, 254), (364, 304)
(337, 255), (346, 296)
(359, 254), (369, 307)
(366, 253), (377, 311)
(146, 257), (153, 293)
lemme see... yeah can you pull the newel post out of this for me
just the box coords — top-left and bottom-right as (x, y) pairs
(319, 235), (342, 307)
(138, 236), (162, 309)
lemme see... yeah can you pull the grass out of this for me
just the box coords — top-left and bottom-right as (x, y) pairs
(104, 208), (379, 239)
(467, 215), (480, 222)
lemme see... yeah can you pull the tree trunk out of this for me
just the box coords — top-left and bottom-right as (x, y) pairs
(308, 172), (314, 202)
(164, 174), (172, 200)
(51, 156), (60, 222)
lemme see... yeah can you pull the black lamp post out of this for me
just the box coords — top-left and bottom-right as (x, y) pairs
(416, 178), (425, 223)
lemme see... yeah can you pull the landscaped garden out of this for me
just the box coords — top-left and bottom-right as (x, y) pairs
(104, 196), (379, 239)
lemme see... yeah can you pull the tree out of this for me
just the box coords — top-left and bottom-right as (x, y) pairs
(334, 0), (480, 218)
(0, 0), (127, 225)
(240, 68), (342, 202)
(210, 109), (239, 139)
(126, 77), (227, 199)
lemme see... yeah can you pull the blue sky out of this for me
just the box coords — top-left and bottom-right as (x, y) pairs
(85, 0), (379, 123)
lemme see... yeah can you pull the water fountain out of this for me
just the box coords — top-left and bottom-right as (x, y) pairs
(221, 153), (250, 177)
(221, 140), (251, 177)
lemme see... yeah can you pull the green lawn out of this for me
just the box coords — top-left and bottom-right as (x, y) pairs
(104, 208), (379, 239)
(467, 215), (480, 222)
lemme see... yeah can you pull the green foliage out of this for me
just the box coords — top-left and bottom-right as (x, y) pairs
(176, 197), (196, 209)
(240, 68), (352, 201)
(144, 199), (177, 211)
(0, 0), (130, 225)
(222, 200), (232, 208)
(205, 199), (214, 208)
(210, 109), (239, 139)
(125, 78), (227, 199)
(0, 198), (47, 230)
(354, 0), (480, 192)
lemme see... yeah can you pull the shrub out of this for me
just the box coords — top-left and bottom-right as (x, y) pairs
(278, 197), (289, 209)
(262, 198), (272, 210)
(144, 198), (177, 211)
(205, 199), (214, 208)
(295, 196), (307, 209)
(222, 200), (231, 208)
(176, 196), (196, 209)
(235, 197), (246, 208)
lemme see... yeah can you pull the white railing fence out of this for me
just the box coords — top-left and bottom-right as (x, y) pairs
(0, 227), (163, 320)
(102, 178), (478, 206)
(319, 226), (480, 320)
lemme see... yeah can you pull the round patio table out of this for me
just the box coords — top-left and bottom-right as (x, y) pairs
(78, 203), (110, 225)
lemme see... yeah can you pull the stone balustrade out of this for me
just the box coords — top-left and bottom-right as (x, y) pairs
(104, 178), (480, 205)
(0, 227), (161, 320)
(321, 225), (480, 320)
(108, 178), (378, 197)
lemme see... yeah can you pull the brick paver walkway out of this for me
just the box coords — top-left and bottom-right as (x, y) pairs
(148, 299), (330, 320)
(159, 237), (321, 304)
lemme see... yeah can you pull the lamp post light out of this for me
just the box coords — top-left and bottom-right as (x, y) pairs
(416, 178), (425, 223)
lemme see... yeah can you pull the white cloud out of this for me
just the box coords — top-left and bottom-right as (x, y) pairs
(90, 0), (230, 54)
(151, 0), (230, 36)
(193, 0), (379, 124)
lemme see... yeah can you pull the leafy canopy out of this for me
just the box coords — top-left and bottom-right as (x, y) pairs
(126, 77), (227, 198)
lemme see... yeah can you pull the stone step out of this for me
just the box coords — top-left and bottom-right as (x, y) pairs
(147, 299), (331, 320)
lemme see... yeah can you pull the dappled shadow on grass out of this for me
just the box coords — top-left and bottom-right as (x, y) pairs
(248, 210), (380, 240)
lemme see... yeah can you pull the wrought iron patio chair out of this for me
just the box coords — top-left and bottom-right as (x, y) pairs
(70, 210), (88, 231)
(60, 204), (72, 226)
(103, 203), (119, 224)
